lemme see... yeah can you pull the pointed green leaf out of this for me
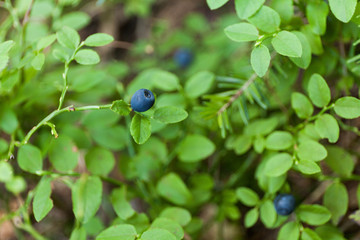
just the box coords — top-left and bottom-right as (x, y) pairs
(234, 0), (265, 19)
(289, 31), (312, 69)
(260, 200), (277, 227)
(297, 140), (327, 162)
(265, 153), (293, 177)
(33, 177), (53, 222)
(324, 182), (348, 225)
(291, 92), (313, 119)
(177, 134), (215, 162)
(111, 100), (131, 116)
(297, 204), (331, 226)
(325, 146), (355, 177)
(248, 6), (281, 33)
(277, 221), (300, 240)
(154, 106), (188, 124)
(56, 26), (80, 49)
(84, 33), (114, 47)
(334, 96), (360, 119)
(297, 160), (321, 175)
(130, 114), (151, 145)
(308, 74), (331, 108)
(272, 31), (302, 57)
(96, 224), (137, 240)
(251, 45), (271, 77)
(75, 49), (100, 65)
(111, 187), (135, 220)
(265, 131), (293, 150)
(18, 144), (43, 174)
(244, 208), (259, 227)
(315, 114), (339, 143)
(236, 187), (259, 206)
(206, 0), (229, 10)
(156, 173), (192, 206)
(306, 2), (329, 35)
(328, 0), (357, 23)
(224, 23), (259, 42)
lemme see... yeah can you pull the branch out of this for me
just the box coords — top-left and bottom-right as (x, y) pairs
(217, 73), (257, 116)
(217, 52), (276, 116)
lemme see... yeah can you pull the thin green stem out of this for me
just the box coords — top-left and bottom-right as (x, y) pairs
(18, 224), (47, 240)
(4, 0), (21, 30)
(22, 104), (112, 144)
(58, 42), (85, 110)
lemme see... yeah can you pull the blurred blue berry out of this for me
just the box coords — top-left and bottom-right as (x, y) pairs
(274, 193), (296, 216)
(174, 48), (193, 68)
(130, 89), (155, 112)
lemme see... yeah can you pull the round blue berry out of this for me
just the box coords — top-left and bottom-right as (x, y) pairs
(174, 48), (193, 68)
(130, 89), (155, 112)
(274, 193), (296, 216)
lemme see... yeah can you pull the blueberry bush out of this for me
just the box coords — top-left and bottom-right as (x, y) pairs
(1, 0), (360, 239)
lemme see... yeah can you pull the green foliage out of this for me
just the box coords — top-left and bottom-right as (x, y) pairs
(1, 0), (360, 239)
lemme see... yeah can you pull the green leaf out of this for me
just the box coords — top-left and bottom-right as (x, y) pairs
(110, 187), (135, 220)
(0, 161), (13, 182)
(297, 160), (321, 175)
(224, 23), (259, 42)
(55, 11), (90, 30)
(0, 55), (9, 72)
(37, 34), (57, 50)
(130, 114), (151, 144)
(315, 114), (339, 143)
(233, 135), (252, 155)
(236, 187), (259, 206)
(156, 173), (192, 206)
(289, 31), (312, 69)
(291, 92), (313, 119)
(306, 2), (329, 35)
(70, 227), (86, 240)
(153, 106), (188, 124)
(251, 45), (271, 77)
(297, 204), (331, 226)
(0, 108), (19, 134)
(184, 71), (215, 98)
(265, 153), (293, 177)
(297, 139), (327, 162)
(248, 6), (281, 33)
(328, 0), (357, 23)
(141, 229), (176, 240)
(270, 0), (293, 23)
(301, 228), (322, 240)
(151, 69), (180, 91)
(325, 146), (355, 177)
(72, 175), (102, 223)
(31, 53), (45, 70)
(75, 49), (100, 65)
(244, 208), (259, 227)
(17, 144), (43, 174)
(254, 136), (265, 153)
(315, 225), (346, 240)
(96, 224), (137, 240)
(85, 147), (115, 176)
(84, 33), (114, 47)
(49, 135), (79, 172)
(5, 176), (26, 194)
(265, 131), (293, 150)
(177, 134), (215, 162)
(244, 117), (278, 136)
(260, 200), (277, 227)
(272, 31), (302, 57)
(33, 177), (53, 222)
(56, 26), (80, 49)
(278, 221), (300, 240)
(308, 74), (331, 108)
(151, 218), (184, 240)
(206, 0), (229, 10)
(334, 96), (360, 119)
(301, 25), (323, 55)
(0, 40), (15, 54)
(111, 100), (131, 116)
(323, 182), (348, 225)
(234, 0), (265, 19)
(91, 126), (127, 151)
(159, 207), (192, 226)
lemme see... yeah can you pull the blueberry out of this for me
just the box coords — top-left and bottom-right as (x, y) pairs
(130, 89), (155, 112)
(274, 193), (296, 216)
(174, 48), (193, 68)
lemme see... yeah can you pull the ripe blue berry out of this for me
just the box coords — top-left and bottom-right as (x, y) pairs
(130, 89), (155, 112)
(274, 193), (296, 216)
(174, 48), (193, 68)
